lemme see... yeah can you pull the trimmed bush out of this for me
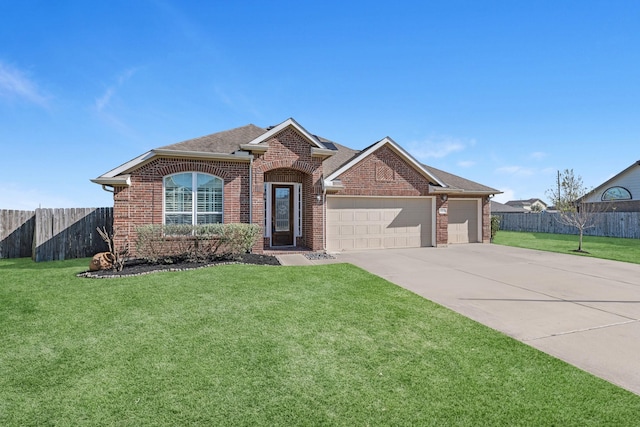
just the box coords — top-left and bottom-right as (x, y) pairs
(135, 223), (260, 263)
(490, 215), (500, 242)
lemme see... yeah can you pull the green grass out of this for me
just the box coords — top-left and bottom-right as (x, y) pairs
(494, 231), (640, 264)
(1, 258), (639, 426)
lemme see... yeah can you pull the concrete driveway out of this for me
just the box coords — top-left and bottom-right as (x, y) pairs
(332, 244), (640, 395)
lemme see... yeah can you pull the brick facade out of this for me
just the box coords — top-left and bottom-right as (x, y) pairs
(333, 146), (431, 197)
(253, 127), (324, 252)
(108, 124), (493, 254)
(112, 127), (325, 255)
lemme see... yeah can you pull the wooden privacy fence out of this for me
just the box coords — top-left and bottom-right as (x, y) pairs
(494, 212), (640, 239)
(0, 208), (113, 261)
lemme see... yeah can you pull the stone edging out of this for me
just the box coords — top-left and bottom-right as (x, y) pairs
(76, 261), (281, 279)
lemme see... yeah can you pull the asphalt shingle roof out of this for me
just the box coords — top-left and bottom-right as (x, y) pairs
(154, 123), (499, 194)
(159, 124), (267, 153)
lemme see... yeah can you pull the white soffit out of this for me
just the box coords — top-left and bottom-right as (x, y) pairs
(94, 149), (250, 181)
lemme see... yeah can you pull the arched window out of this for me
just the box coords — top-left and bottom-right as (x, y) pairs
(601, 186), (632, 201)
(164, 173), (223, 225)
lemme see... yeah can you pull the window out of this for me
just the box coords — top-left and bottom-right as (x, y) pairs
(164, 173), (223, 225)
(601, 186), (632, 201)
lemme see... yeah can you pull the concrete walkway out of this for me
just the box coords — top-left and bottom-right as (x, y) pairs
(280, 245), (640, 395)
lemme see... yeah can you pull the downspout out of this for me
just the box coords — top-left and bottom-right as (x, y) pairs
(322, 177), (327, 251)
(101, 185), (114, 193)
(249, 155), (253, 224)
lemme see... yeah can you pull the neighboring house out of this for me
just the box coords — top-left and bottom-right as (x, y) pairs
(505, 198), (547, 212)
(491, 201), (526, 213)
(92, 118), (500, 254)
(581, 161), (640, 212)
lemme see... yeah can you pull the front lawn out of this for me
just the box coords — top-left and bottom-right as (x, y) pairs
(493, 231), (640, 264)
(1, 258), (639, 425)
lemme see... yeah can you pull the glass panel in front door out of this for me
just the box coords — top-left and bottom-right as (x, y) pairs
(275, 187), (290, 232)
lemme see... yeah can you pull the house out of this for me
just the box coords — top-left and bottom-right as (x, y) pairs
(505, 198), (547, 212)
(92, 118), (500, 254)
(580, 161), (640, 212)
(491, 201), (526, 213)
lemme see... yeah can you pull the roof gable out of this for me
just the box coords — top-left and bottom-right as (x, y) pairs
(245, 118), (327, 149)
(325, 137), (446, 188)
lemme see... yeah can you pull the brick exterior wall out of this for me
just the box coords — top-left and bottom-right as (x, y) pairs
(482, 196), (491, 243)
(332, 145), (454, 245)
(253, 127), (324, 251)
(109, 125), (492, 254)
(111, 127), (325, 255)
(435, 197), (448, 246)
(112, 158), (250, 255)
(334, 146), (432, 197)
(329, 146), (492, 245)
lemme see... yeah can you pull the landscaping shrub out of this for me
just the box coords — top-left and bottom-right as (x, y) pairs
(135, 223), (260, 263)
(490, 215), (500, 242)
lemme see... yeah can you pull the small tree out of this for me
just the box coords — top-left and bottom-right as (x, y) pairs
(546, 169), (604, 252)
(96, 226), (128, 271)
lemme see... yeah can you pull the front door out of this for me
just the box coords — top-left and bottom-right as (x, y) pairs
(271, 184), (294, 246)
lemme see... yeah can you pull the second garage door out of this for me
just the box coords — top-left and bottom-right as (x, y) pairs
(447, 199), (480, 244)
(327, 197), (433, 251)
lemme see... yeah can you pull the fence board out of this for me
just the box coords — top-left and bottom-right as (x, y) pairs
(0, 210), (36, 258)
(495, 212), (640, 239)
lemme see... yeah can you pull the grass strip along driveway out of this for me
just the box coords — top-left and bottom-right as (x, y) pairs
(2, 258), (639, 425)
(494, 231), (640, 264)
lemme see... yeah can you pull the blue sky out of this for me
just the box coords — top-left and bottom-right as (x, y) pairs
(1, 0), (639, 209)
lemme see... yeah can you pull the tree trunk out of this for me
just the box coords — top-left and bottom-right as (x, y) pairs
(578, 230), (583, 251)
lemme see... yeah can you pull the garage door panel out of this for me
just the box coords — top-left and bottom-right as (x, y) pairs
(340, 211), (354, 221)
(340, 225), (354, 235)
(327, 197), (432, 251)
(355, 211), (368, 221)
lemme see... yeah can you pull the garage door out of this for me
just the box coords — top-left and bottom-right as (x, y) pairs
(447, 199), (479, 244)
(327, 197), (433, 251)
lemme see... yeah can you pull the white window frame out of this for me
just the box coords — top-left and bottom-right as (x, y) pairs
(163, 172), (224, 226)
(263, 182), (302, 244)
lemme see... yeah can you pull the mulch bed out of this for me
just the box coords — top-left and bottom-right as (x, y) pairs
(78, 253), (281, 279)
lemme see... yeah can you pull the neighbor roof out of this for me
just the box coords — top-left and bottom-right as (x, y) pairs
(579, 160), (640, 202)
(491, 201), (526, 213)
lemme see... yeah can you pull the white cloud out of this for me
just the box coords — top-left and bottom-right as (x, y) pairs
(95, 87), (115, 112)
(95, 67), (137, 112)
(0, 183), (77, 210)
(213, 86), (263, 118)
(529, 151), (547, 160)
(492, 188), (515, 204)
(457, 160), (475, 168)
(407, 135), (475, 162)
(0, 61), (49, 107)
(495, 165), (535, 176)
